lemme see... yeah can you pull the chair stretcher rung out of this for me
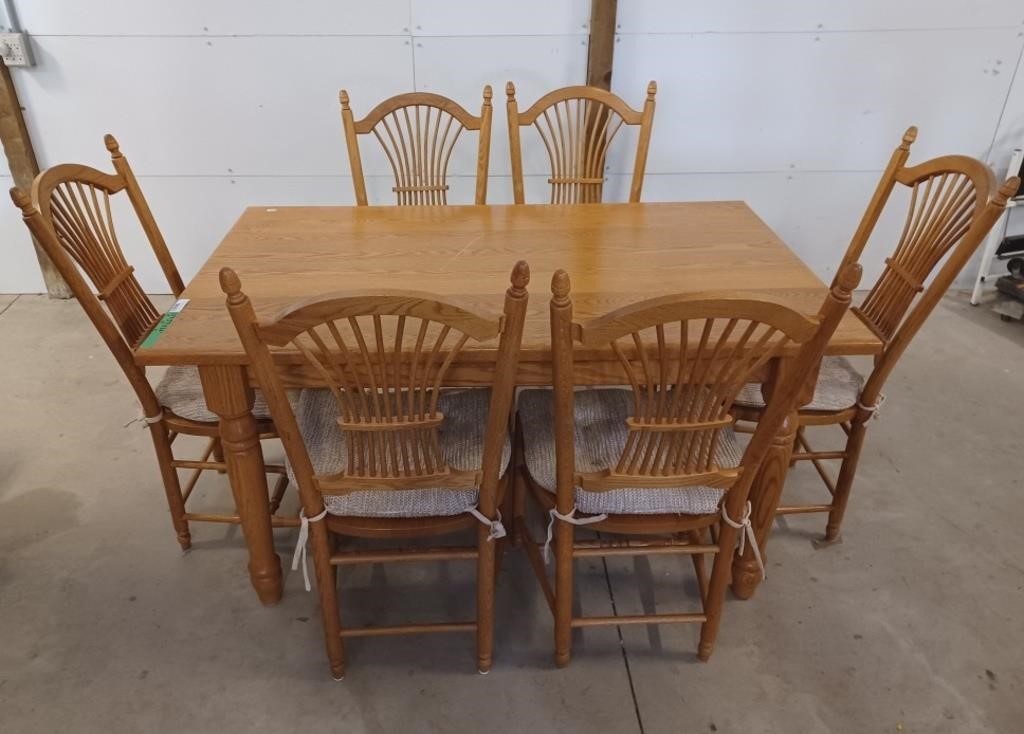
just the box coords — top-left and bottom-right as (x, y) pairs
(572, 612), (706, 628)
(791, 450), (846, 461)
(339, 621), (475, 638)
(776, 504), (832, 515)
(573, 542), (717, 558)
(330, 547), (477, 565)
(183, 512), (299, 528)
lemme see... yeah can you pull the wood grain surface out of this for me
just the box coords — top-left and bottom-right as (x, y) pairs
(135, 202), (882, 375)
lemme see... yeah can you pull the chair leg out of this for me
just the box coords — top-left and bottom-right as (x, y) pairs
(476, 526), (497, 673)
(789, 426), (805, 467)
(148, 424), (192, 550)
(688, 528), (709, 604)
(212, 438), (227, 474)
(312, 525), (345, 679)
(553, 518), (575, 667)
(509, 432), (527, 548)
(268, 475), (289, 515)
(510, 470), (527, 548)
(824, 420), (869, 542)
(697, 521), (739, 662)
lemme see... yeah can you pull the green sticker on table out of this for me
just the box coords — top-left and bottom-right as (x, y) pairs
(140, 298), (190, 348)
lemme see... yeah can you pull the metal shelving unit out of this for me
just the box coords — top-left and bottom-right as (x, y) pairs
(970, 146), (1024, 305)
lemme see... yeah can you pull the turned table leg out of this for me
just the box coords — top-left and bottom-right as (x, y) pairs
(731, 356), (816, 600)
(199, 364), (282, 606)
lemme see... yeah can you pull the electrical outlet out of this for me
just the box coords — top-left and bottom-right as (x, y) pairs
(0, 33), (34, 67)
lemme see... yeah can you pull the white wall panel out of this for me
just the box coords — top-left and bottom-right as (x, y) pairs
(13, 0), (409, 36)
(411, 0), (590, 36)
(15, 36), (413, 176)
(618, 1), (1024, 33)
(987, 47), (1024, 172)
(606, 170), (915, 287)
(611, 29), (1022, 175)
(413, 35), (589, 178)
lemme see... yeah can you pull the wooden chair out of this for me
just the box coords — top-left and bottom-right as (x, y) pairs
(514, 264), (861, 666)
(340, 87), (493, 206)
(505, 81), (656, 204)
(9, 135), (292, 550)
(732, 127), (1021, 543)
(222, 261), (529, 678)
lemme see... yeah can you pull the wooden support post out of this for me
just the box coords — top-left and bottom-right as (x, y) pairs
(586, 0), (617, 90)
(0, 59), (71, 298)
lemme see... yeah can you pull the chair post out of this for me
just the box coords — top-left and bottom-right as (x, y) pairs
(729, 263), (862, 600)
(506, 82), (526, 205)
(340, 90), (369, 206)
(628, 81), (657, 203)
(220, 267), (346, 679)
(831, 126), (917, 288)
(475, 260), (530, 673)
(105, 134), (185, 296)
(549, 269), (576, 666)
(475, 85), (493, 205)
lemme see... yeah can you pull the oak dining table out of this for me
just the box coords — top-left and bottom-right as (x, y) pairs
(134, 201), (882, 606)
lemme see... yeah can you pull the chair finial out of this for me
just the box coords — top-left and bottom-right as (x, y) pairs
(833, 262), (863, 295)
(104, 133), (122, 157)
(9, 186), (33, 213)
(646, 81), (657, 99)
(219, 267), (244, 301)
(505, 81), (516, 101)
(996, 176), (1021, 205)
(510, 260), (530, 291)
(900, 126), (918, 150)
(551, 269), (571, 301)
(339, 89), (350, 110)
(482, 84), (493, 104)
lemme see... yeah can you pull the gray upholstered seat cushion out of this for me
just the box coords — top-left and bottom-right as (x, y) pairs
(518, 388), (739, 516)
(733, 356), (864, 412)
(289, 388), (510, 518)
(154, 365), (273, 423)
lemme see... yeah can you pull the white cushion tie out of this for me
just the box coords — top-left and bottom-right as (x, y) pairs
(292, 506), (328, 592)
(856, 392), (886, 419)
(464, 505), (506, 541)
(720, 501), (765, 581)
(544, 507), (608, 563)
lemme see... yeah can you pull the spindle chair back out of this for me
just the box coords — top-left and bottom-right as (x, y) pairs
(223, 262), (530, 678)
(505, 82), (656, 204)
(340, 87), (493, 206)
(10, 135), (291, 550)
(733, 127), (1020, 541)
(516, 264), (860, 666)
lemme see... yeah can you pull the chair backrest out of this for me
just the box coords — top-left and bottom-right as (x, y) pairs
(505, 81), (656, 204)
(834, 127), (1020, 405)
(223, 262), (529, 516)
(10, 135), (183, 416)
(548, 264), (861, 513)
(340, 87), (493, 206)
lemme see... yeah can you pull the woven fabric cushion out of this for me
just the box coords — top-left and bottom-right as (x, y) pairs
(289, 388), (511, 518)
(733, 356), (864, 412)
(154, 365), (273, 423)
(519, 388), (739, 516)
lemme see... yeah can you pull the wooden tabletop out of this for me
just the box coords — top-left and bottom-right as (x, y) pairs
(135, 202), (881, 367)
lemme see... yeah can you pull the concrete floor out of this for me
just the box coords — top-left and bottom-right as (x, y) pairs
(1, 292), (1023, 733)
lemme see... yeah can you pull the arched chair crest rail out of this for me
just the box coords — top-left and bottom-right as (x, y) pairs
(732, 126), (1021, 543)
(514, 263), (861, 666)
(223, 261), (530, 678)
(9, 135), (294, 550)
(505, 81), (656, 204)
(340, 87), (493, 206)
